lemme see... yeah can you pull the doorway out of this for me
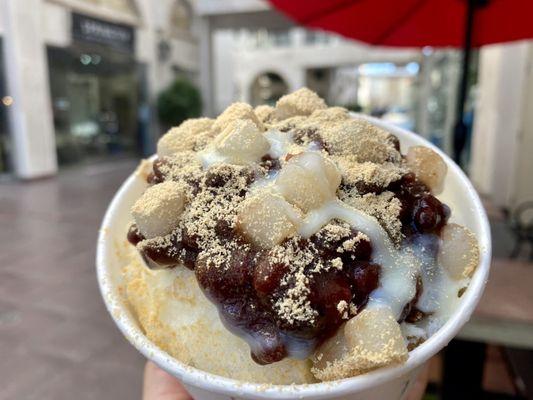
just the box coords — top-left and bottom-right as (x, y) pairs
(249, 72), (289, 107)
(47, 44), (145, 166)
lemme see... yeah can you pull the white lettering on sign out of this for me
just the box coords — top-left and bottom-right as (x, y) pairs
(80, 20), (131, 42)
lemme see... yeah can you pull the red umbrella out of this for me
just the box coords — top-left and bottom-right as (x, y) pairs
(268, 0), (533, 163)
(268, 0), (533, 48)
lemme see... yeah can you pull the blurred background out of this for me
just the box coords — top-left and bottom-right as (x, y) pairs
(0, 0), (532, 399)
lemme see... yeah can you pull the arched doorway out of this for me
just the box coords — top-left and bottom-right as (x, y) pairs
(249, 72), (289, 107)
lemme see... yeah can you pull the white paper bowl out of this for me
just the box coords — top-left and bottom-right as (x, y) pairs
(96, 116), (491, 400)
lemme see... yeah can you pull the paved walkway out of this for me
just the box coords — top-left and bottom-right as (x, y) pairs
(0, 160), (145, 400)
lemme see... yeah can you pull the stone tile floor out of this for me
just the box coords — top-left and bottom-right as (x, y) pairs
(0, 160), (144, 400)
(0, 159), (531, 399)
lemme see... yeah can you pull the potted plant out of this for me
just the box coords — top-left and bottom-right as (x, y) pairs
(157, 78), (202, 131)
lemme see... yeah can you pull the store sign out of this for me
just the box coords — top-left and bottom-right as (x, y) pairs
(72, 13), (135, 53)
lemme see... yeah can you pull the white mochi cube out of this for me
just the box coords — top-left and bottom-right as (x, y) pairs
(237, 192), (302, 249)
(131, 181), (186, 239)
(157, 118), (214, 157)
(212, 102), (264, 133)
(312, 307), (407, 381)
(276, 152), (341, 212)
(438, 223), (479, 280)
(214, 119), (270, 165)
(254, 105), (275, 123)
(406, 146), (447, 194)
(312, 327), (349, 372)
(275, 88), (327, 120)
(343, 307), (408, 372)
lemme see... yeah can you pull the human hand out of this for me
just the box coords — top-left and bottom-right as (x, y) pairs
(143, 361), (192, 400)
(143, 361), (429, 400)
(406, 363), (430, 400)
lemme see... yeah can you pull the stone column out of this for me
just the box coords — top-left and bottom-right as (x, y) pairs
(0, 0), (57, 178)
(134, 0), (161, 149)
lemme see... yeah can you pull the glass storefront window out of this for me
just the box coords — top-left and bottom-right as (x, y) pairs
(422, 49), (477, 160)
(47, 45), (145, 165)
(423, 50), (461, 152)
(328, 52), (473, 161)
(357, 62), (419, 131)
(328, 63), (419, 132)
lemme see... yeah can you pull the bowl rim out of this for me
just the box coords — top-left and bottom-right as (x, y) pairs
(96, 115), (491, 398)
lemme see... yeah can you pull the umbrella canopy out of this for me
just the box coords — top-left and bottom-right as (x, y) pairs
(268, 0), (533, 164)
(268, 0), (533, 48)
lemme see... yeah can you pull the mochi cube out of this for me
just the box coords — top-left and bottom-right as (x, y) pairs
(312, 327), (349, 372)
(157, 118), (214, 157)
(254, 105), (275, 123)
(438, 223), (479, 280)
(131, 181), (186, 239)
(214, 119), (270, 164)
(406, 146), (447, 194)
(275, 88), (327, 120)
(276, 152), (341, 212)
(343, 307), (408, 372)
(212, 102), (264, 133)
(237, 192), (302, 249)
(312, 307), (407, 381)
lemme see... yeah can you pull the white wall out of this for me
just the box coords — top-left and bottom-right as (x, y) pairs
(43, 3), (71, 47)
(147, 0), (200, 94)
(470, 41), (531, 208)
(213, 30), (237, 113)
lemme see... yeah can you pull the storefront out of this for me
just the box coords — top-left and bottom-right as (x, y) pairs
(0, 0), (203, 178)
(48, 13), (149, 165)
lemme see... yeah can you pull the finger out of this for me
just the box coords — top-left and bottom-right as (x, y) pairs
(406, 363), (430, 400)
(143, 361), (193, 400)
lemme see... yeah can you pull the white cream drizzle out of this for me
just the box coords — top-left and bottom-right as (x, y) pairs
(300, 200), (420, 319)
(412, 239), (468, 336)
(300, 200), (471, 339)
(202, 123), (470, 341)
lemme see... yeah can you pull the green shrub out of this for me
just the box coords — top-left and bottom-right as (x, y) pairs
(157, 79), (202, 127)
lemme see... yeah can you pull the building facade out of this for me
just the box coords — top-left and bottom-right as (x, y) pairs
(212, 26), (462, 155)
(199, 0), (533, 210)
(1, 0), (532, 211)
(0, 0), (199, 178)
